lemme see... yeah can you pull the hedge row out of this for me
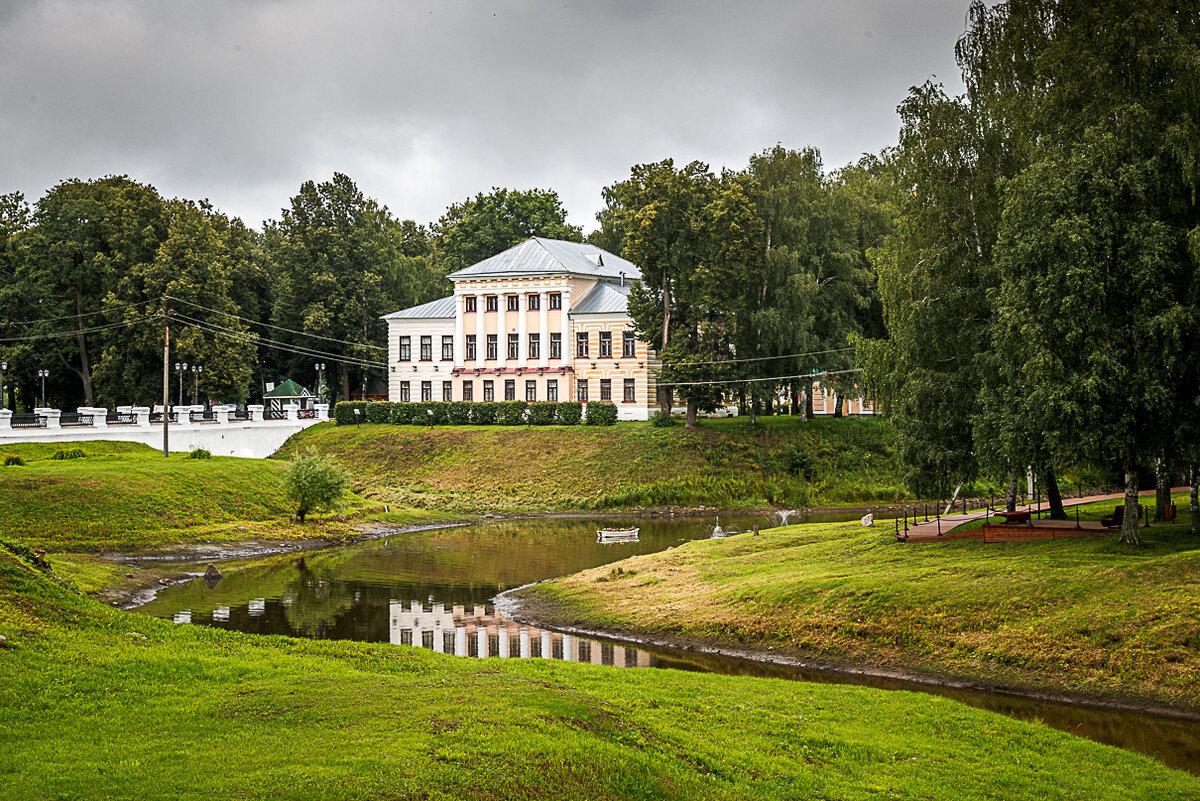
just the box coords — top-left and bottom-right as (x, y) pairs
(334, 400), (619, 426)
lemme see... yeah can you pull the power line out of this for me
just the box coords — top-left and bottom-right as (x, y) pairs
(656, 368), (863, 388)
(172, 316), (388, 370)
(656, 345), (856, 369)
(0, 298), (160, 327)
(0, 316), (158, 343)
(165, 295), (388, 352)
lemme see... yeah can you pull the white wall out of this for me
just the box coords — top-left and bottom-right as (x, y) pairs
(0, 418), (323, 459)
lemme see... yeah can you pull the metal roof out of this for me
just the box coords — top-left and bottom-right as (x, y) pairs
(381, 295), (457, 320)
(263, 378), (310, 398)
(446, 237), (642, 281)
(569, 281), (631, 315)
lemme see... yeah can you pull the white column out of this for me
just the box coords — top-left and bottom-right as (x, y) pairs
(83, 407), (106, 428)
(498, 626), (509, 658)
(561, 634), (574, 662)
(519, 628), (531, 659)
(477, 627), (488, 658)
(475, 295), (485, 366)
(41, 408), (61, 430)
(541, 630), (552, 660)
(247, 404), (263, 422)
(314, 403), (330, 421)
(284, 403), (300, 421)
(454, 627), (467, 657)
(499, 293), (508, 369)
(432, 628), (444, 654)
(454, 292), (466, 369)
(132, 406), (151, 427)
(560, 289), (570, 351)
(517, 292), (528, 365)
(539, 292), (549, 367)
(0, 409), (11, 429)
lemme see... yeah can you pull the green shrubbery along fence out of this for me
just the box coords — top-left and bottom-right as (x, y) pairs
(334, 400), (618, 426)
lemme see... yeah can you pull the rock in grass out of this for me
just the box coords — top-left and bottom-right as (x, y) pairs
(861, 513), (874, 527)
(203, 564), (223, 581)
(0, 634), (7, 647)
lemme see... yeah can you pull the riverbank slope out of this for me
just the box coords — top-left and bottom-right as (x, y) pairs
(509, 515), (1200, 711)
(1, 543), (1194, 799)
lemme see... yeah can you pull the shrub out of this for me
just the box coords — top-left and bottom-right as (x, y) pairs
(187, 448), (212, 460)
(334, 401), (368, 425)
(557, 401), (583, 425)
(51, 448), (86, 460)
(412, 402), (448, 425)
(4, 455), (24, 467)
(447, 401), (472, 425)
(365, 401), (392, 424)
(497, 400), (528, 426)
(471, 403), (498, 425)
(390, 402), (416, 424)
(584, 401), (618, 426)
(650, 410), (677, 427)
(282, 449), (348, 523)
(528, 402), (558, 425)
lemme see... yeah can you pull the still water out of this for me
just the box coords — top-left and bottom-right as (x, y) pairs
(137, 514), (1199, 775)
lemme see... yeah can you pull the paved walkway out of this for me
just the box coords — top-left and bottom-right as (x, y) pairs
(896, 487), (1186, 542)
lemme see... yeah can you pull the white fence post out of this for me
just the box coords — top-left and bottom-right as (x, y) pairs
(39, 408), (62, 430)
(314, 403), (330, 421)
(132, 407), (151, 427)
(0, 409), (10, 430)
(284, 402), (300, 421)
(247, 404), (263, 422)
(84, 407), (107, 428)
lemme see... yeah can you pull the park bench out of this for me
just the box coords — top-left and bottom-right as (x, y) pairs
(991, 509), (1031, 525)
(1101, 503), (1143, 529)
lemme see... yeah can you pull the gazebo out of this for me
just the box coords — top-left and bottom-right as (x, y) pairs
(263, 379), (313, 412)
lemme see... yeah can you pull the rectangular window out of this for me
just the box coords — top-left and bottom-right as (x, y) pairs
(623, 378), (635, 402)
(466, 334), (477, 361)
(599, 331), (612, 358)
(400, 381), (410, 402)
(399, 336), (411, 361)
(420, 335), (432, 361)
(549, 332), (562, 359)
(528, 333), (540, 359)
(600, 379), (612, 401)
(549, 293), (562, 310)
(486, 295), (498, 312)
(506, 294), (519, 312)
(483, 380), (494, 402)
(527, 294), (540, 311)
(576, 332), (589, 358)
(421, 381), (432, 402)
(443, 381), (452, 402)
(525, 380), (536, 402)
(464, 296), (477, 313)
(577, 379), (588, 403)
(547, 379), (558, 402)
(507, 333), (519, 359)
(622, 331), (635, 358)
(442, 335), (454, 361)
(486, 334), (498, 360)
(504, 379), (516, 401)
(462, 380), (474, 402)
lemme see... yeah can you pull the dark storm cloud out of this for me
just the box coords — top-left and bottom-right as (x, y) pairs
(0, 0), (968, 229)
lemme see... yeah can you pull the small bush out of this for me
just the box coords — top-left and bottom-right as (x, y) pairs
(585, 401), (618, 426)
(497, 400), (528, 426)
(365, 401), (392, 424)
(447, 401), (472, 425)
(187, 448), (212, 460)
(282, 449), (348, 523)
(51, 448), (86, 460)
(334, 401), (368, 425)
(390, 402), (416, 424)
(412, 402), (448, 425)
(650, 410), (677, 427)
(4, 455), (24, 467)
(557, 401), (583, 426)
(471, 403), (498, 425)
(528, 402), (558, 425)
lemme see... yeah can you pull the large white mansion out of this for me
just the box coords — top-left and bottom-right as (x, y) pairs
(382, 238), (660, 421)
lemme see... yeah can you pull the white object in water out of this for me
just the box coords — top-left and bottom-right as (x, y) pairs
(861, 513), (874, 527)
(596, 527), (640, 544)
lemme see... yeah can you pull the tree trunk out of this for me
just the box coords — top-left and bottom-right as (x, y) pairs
(805, 382), (814, 419)
(790, 380), (799, 415)
(1154, 456), (1170, 522)
(1190, 463), (1198, 536)
(748, 389), (758, 425)
(764, 393), (773, 416)
(1120, 467), (1143, 546)
(737, 387), (747, 417)
(1044, 469), (1065, 519)
(684, 399), (697, 430)
(75, 280), (95, 406)
(1006, 466), (1019, 513)
(832, 392), (844, 418)
(340, 365), (351, 404)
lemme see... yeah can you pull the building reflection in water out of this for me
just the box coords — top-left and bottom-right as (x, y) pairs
(388, 600), (651, 667)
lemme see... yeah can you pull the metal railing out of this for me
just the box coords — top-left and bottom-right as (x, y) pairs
(297, 409), (316, 420)
(230, 409), (250, 421)
(106, 411), (136, 425)
(263, 409), (287, 421)
(10, 413), (44, 429)
(189, 410), (216, 423)
(59, 412), (94, 427)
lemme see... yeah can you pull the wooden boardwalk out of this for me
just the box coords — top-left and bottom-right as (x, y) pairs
(895, 487), (1183, 543)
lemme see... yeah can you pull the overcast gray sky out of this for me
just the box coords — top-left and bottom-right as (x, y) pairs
(0, 0), (969, 232)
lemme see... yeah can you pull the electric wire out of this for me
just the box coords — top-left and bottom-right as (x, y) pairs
(655, 368), (863, 388)
(655, 346), (856, 369)
(0, 298), (160, 326)
(165, 295), (388, 352)
(0, 316), (158, 343)
(171, 316), (387, 370)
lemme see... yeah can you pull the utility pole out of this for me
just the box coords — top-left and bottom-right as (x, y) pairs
(162, 298), (170, 457)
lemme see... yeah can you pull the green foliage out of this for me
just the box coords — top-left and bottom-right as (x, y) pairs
(4, 455), (24, 466)
(187, 448), (211, 460)
(434, 187), (583, 273)
(650, 410), (677, 427)
(334, 401), (367, 425)
(50, 448), (85, 461)
(446, 401), (472, 425)
(556, 401), (583, 426)
(282, 448), (348, 523)
(365, 401), (392, 424)
(412, 402), (447, 425)
(497, 400), (528, 426)
(390, 402), (415, 424)
(527, 401), (557, 426)
(471, 402), (498, 425)
(584, 401), (618, 426)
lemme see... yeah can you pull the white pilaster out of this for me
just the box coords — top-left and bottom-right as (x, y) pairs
(475, 294), (486, 366)
(517, 293), (528, 364)
(539, 291), (549, 367)
(454, 293), (466, 369)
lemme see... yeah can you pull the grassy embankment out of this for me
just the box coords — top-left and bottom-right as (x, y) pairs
(514, 511), (1200, 711)
(1, 545), (1196, 799)
(281, 415), (906, 512)
(0, 440), (452, 554)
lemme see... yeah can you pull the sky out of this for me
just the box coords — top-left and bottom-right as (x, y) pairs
(0, 0), (969, 232)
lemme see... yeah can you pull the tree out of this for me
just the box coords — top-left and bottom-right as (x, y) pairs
(0, 192), (31, 409)
(433, 187), (582, 273)
(283, 449), (348, 523)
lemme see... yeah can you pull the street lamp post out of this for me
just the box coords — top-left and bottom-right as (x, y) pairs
(315, 362), (326, 403)
(0, 361), (7, 409)
(37, 369), (49, 408)
(176, 362), (187, 406)
(192, 364), (202, 405)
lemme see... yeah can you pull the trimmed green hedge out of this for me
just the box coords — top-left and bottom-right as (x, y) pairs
(333, 400), (617, 426)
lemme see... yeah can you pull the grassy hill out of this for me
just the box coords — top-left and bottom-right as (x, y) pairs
(279, 416), (906, 512)
(1, 542), (1195, 800)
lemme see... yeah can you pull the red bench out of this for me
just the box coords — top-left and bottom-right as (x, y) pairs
(991, 510), (1031, 525)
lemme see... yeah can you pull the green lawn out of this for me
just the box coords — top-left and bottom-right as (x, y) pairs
(515, 518), (1200, 710)
(280, 416), (908, 512)
(0, 544), (1194, 800)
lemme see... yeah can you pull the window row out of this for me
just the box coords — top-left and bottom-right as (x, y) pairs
(464, 293), (563, 313)
(399, 330), (639, 363)
(576, 330), (636, 359)
(396, 378), (637, 403)
(398, 335), (454, 361)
